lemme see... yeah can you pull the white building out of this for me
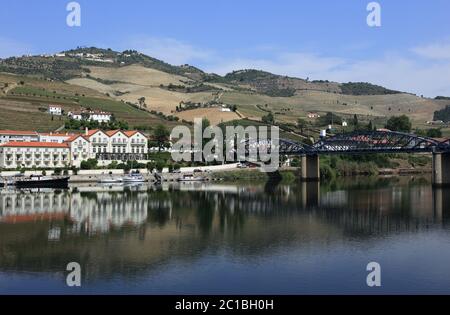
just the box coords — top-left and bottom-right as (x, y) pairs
(0, 130), (39, 144)
(0, 129), (149, 169)
(307, 112), (321, 119)
(38, 132), (74, 143)
(66, 135), (92, 168)
(85, 129), (148, 164)
(0, 142), (70, 169)
(68, 110), (112, 123)
(48, 105), (62, 116)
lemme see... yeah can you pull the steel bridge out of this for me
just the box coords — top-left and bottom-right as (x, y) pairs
(273, 130), (449, 155)
(243, 130), (450, 185)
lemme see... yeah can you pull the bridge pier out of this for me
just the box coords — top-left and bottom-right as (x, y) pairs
(301, 181), (320, 208)
(301, 154), (320, 181)
(432, 152), (450, 186)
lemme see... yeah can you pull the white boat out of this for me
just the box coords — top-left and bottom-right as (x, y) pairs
(123, 173), (145, 183)
(98, 177), (123, 184)
(177, 174), (207, 182)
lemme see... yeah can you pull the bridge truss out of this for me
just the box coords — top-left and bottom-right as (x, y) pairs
(243, 131), (450, 156)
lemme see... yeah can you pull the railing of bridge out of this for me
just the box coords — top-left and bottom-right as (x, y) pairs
(243, 131), (450, 155)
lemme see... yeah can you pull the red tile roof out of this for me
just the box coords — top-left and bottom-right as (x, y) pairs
(0, 141), (69, 148)
(106, 130), (144, 137)
(85, 129), (101, 137)
(65, 134), (85, 142)
(0, 130), (38, 136)
(105, 130), (119, 136)
(123, 130), (139, 137)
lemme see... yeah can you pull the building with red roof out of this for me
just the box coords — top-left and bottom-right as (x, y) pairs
(0, 130), (39, 144)
(0, 128), (149, 169)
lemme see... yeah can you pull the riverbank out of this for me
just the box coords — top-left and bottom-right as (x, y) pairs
(0, 163), (432, 184)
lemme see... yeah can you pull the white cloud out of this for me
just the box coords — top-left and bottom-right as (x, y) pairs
(205, 50), (450, 97)
(412, 41), (450, 60)
(323, 55), (450, 97)
(0, 37), (32, 58)
(125, 36), (213, 65)
(115, 36), (450, 96)
(207, 53), (345, 79)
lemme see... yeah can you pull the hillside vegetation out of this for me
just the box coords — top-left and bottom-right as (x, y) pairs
(0, 73), (184, 132)
(1, 46), (448, 130)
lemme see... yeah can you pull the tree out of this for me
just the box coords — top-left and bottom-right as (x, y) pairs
(138, 97), (146, 108)
(80, 158), (98, 170)
(426, 128), (442, 138)
(154, 124), (170, 152)
(262, 112), (274, 124)
(352, 114), (359, 127)
(386, 115), (412, 132)
(319, 112), (342, 126)
(156, 161), (166, 172)
(297, 118), (307, 133)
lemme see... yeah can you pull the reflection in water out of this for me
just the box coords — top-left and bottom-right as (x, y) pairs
(1, 176), (450, 294)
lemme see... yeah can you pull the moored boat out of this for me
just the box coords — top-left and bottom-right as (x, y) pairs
(14, 175), (70, 189)
(177, 174), (207, 182)
(123, 172), (145, 183)
(98, 177), (123, 184)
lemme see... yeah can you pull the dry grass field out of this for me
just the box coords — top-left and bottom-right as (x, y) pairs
(88, 65), (190, 86)
(3, 61), (448, 130)
(221, 90), (448, 125)
(68, 65), (217, 115)
(176, 108), (240, 125)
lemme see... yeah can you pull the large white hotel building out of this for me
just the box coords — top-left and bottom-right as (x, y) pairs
(0, 129), (149, 169)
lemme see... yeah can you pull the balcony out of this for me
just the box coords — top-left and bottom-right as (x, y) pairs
(96, 153), (148, 161)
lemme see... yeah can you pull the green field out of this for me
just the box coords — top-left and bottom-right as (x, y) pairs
(1, 83), (184, 132)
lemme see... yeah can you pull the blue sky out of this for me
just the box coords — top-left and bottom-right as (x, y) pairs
(1, 0), (450, 96)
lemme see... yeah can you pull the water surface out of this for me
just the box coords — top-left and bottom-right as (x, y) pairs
(1, 176), (450, 294)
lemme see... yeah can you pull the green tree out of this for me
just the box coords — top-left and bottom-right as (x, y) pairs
(352, 114), (359, 128)
(154, 124), (170, 152)
(138, 97), (146, 108)
(156, 161), (166, 172)
(262, 112), (274, 124)
(386, 115), (412, 132)
(297, 118), (307, 133)
(80, 158), (98, 170)
(426, 128), (442, 138)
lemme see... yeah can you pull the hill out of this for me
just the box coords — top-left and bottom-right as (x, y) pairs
(0, 73), (184, 132)
(1, 46), (448, 131)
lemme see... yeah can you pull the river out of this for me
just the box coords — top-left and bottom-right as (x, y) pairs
(1, 176), (450, 294)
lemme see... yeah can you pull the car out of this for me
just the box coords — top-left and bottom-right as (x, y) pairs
(237, 163), (248, 169)
(172, 169), (181, 173)
(193, 169), (203, 173)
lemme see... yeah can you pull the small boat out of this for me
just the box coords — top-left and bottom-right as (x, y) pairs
(177, 174), (207, 182)
(123, 173), (145, 183)
(98, 177), (123, 184)
(14, 175), (70, 189)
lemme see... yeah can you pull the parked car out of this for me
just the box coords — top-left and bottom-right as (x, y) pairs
(193, 169), (203, 173)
